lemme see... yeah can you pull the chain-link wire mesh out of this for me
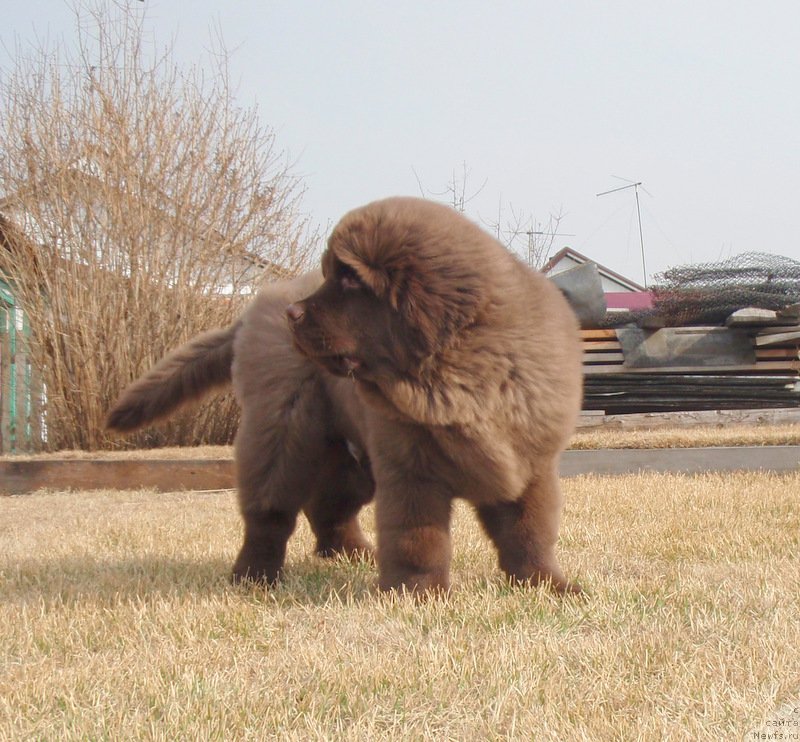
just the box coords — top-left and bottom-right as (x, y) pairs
(602, 252), (800, 327)
(651, 252), (800, 325)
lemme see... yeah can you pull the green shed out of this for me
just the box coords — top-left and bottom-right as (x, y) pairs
(0, 275), (44, 453)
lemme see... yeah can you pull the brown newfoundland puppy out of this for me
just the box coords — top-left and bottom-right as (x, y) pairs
(107, 197), (583, 595)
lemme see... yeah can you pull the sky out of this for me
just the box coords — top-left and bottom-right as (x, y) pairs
(4, 1), (800, 285)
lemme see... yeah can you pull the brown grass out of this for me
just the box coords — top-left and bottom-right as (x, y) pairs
(2, 472), (799, 739)
(570, 422), (800, 450)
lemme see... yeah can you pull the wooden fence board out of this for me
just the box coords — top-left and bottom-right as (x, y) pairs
(756, 324), (800, 336)
(582, 340), (623, 351)
(754, 331), (800, 347)
(2, 449), (799, 495)
(0, 458), (235, 496)
(580, 329), (618, 339)
(586, 361), (800, 374)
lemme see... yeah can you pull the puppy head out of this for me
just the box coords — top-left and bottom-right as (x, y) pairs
(327, 197), (489, 350)
(287, 257), (421, 380)
(288, 197), (492, 380)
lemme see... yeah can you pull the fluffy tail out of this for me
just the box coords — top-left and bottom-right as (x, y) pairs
(106, 321), (240, 432)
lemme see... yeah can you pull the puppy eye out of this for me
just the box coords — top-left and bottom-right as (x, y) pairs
(339, 267), (362, 291)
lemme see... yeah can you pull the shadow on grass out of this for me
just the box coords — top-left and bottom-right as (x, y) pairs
(1, 552), (380, 608)
(2, 549), (586, 610)
(240, 553), (380, 607)
(1, 554), (231, 605)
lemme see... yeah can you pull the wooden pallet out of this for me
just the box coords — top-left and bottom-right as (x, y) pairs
(580, 326), (800, 413)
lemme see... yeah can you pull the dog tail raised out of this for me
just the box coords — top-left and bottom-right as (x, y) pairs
(106, 321), (241, 432)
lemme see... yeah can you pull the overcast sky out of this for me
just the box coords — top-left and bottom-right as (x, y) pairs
(4, 1), (800, 284)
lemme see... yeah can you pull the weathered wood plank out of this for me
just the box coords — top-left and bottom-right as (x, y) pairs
(582, 399), (800, 412)
(0, 458), (235, 496)
(580, 329), (618, 339)
(584, 373), (798, 388)
(586, 361), (800, 374)
(754, 331), (800, 347)
(576, 407), (800, 429)
(582, 352), (624, 364)
(757, 324), (800, 335)
(581, 340), (623, 351)
(756, 348), (800, 360)
(2, 448), (799, 495)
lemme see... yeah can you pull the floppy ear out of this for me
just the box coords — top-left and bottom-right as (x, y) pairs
(325, 198), (490, 355)
(392, 259), (488, 354)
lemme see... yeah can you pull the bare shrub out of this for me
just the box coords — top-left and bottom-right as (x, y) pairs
(0, 2), (316, 450)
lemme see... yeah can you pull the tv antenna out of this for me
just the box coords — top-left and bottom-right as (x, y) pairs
(597, 176), (650, 288)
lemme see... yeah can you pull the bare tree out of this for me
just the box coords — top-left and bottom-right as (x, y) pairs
(0, 2), (316, 450)
(420, 161), (488, 213)
(415, 163), (564, 268)
(485, 203), (566, 268)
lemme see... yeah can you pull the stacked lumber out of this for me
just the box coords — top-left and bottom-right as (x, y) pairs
(582, 329), (624, 372)
(581, 321), (800, 413)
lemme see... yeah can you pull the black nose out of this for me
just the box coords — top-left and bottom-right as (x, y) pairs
(286, 302), (305, 323)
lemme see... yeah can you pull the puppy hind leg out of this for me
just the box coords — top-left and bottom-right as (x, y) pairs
(231, 410), (327, 586)
(231, 507), (298, 586)
(476, 464), (580, 596)
(303, 440), (375, 561)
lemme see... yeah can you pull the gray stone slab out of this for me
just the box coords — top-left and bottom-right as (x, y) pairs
(549, 262), (607, 329)
(617, 326), (755, 368)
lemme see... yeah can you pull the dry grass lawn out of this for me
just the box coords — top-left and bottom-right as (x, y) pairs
(2, 472), (799, 740)
(570, 423), (800, 450)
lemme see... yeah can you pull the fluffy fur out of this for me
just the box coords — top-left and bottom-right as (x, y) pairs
(107, 197), (583, 594)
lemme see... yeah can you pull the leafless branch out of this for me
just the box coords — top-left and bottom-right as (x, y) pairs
(0, 1), (316, 450)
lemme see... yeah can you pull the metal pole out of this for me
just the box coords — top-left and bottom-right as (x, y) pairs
(634, 184), (647, 288)
(597, 179), (648, 288)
